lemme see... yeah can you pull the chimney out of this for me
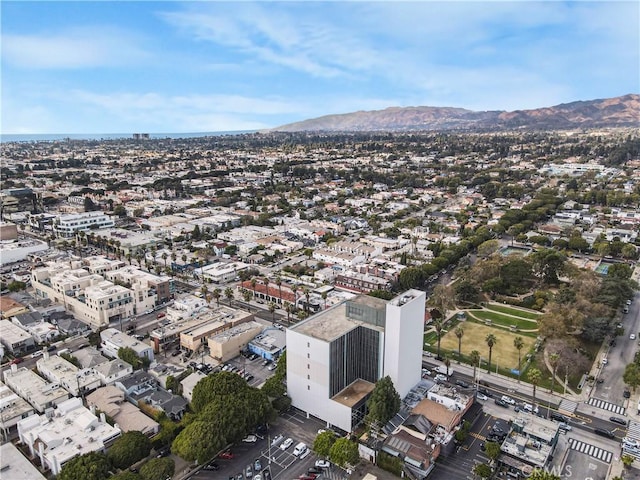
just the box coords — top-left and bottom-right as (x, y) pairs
(100, 412), (106, 423)
(90, 405), (96, 415)
(11, 364), (17, 373)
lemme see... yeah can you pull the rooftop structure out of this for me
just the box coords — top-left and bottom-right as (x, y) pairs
(100, 328), (154, 362)
(36, 352), (102, 397)
(0, 380), (35, 437)
(17, 397), (121, 476)
(0, 442), (47, 480)
(3, 365), (69, 413)
(0, 319), (34, 354)
(86, 386), (159, 437)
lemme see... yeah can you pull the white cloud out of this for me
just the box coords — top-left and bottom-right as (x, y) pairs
(1, 26), (150, 69)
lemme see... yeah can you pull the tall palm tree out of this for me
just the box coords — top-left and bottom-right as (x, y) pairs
(212, 288), (221, 306)
(527, 367), (542, 408)
(485, 334), (497, 374)
(285, 304), (292, 324)
(455, 327), (464, 363)
(321, 291), (328, 310)
(201, 284), (209, 303)
(549, 353), (560, 394)
(224, 287), (234, 305)
(444, 355), (451, 377)
(470, 350), (481, 384)
(269, 302), (276, 322)
(303, 286), (311, 314)
(433, 319), (445, 359)
(291, 284), (299, 310)
(162, 252), (168, 269)
(250, 278), (257, 300)
(276, 276), (283, 306)
(513, 336), (524, 382)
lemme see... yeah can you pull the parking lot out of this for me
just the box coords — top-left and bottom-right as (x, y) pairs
(189, 407), (342, 480)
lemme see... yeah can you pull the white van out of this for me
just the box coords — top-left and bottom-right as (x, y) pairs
(293, 442), (307, 457)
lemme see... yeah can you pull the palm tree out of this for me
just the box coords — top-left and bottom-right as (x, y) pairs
(549, 352), (560, 394)
(162, 252), (168, 269)
(303, 286), (311, 314)
(263, 277), (271, 301)
(470, 350), (481, 384)
(514, 336), (524, 382)
(455, 327), (464, 363)
(527, 367), (542, 408)
(285, 304), (292, 324)
(243, 289), (252, 307)
(433, 319), (445, 359)
(250, 278), (257, 300)
(291, 284), (299, 310)
(485, 334), (497, 374)
(444, 356), (451, 377)
(322, 291), (328, 310)
(276, 276), (283, 305)
(212, 288), (221, 306)
(269, 302), (276, 322)
(224, 287), (234, 305)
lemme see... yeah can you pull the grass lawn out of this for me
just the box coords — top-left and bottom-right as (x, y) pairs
(438, 321), (536, 371)
(467, 310), (538, 331)
(484, 303), (541, 320)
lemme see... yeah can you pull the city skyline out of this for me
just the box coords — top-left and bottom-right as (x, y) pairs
(2, 1), (638, 134)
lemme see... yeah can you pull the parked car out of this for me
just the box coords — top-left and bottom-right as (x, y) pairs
(523, 403), (539, 414)
(268, 363), (277, 371)
(242, 435), (258, 443)
(476, 393), (488, 401)
(254, 459), (262, 471)
(271, 434), (284, 446)
(624, 390), (631, 399)
(550, 412), (569, 423)
(220, 451), (234, 459)
(156, 312), (166, 319)
(494, 398), (509, 408)
(9, 357), (23, 365)
(308, 467), (323, 474)
(631, 333), (636, 340)
(245, 465), (253, 478)
(455, 379), (471, 388)
(610, 417), (628, 426)
(477, 387), (493, 398)
(434, 374), (447, 383)
(280, 438), (294, 450)
(204, 461), (219, 471)
(623, 437), (640, 448)
(315, 459), (330, 468)
(293, 442), (308, 457)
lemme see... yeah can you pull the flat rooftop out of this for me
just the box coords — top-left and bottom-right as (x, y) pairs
(331, 379), (375, 408)
(290, 294), (386, 342)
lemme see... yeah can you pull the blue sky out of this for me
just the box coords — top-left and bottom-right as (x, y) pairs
(2, 1), (638, 134)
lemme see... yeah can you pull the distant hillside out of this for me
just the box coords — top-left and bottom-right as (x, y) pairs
(274, 94), (639, 132)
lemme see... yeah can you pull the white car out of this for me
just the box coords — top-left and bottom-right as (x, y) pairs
(631, 334), (636, 340)
(477, 393), (488, 401)
(315, 459), (331, 468)
(623, 437), (640, 448)
(501, 395), (516, 405)
(271, 434), (284, 446)
(434, 374), (447, 383)
(242, 435), (257, 443)
(558, 422), (572, 432)
(280, 437), (294, 450)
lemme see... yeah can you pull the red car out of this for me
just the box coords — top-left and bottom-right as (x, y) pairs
(10, 357), (23, 365)
(299, 475), (317, 480)
(156, 312), (166, 319)
(219, 451), (234, 459)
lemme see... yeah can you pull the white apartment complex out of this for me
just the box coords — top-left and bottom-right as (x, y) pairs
(286, 290), (425, 432)
(0, 319), (35, 354)
(0, 380), (35, 437)
(36, 352), (102, 397)
(54, 211), (115, 237)
(100, 328), (155, 362)
(3, 365), (69, 413)
(31, 259), (172, 328)
(17, 397), (121, 476)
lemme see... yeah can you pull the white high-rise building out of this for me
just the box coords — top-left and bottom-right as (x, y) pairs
(286, 289), (425, 433)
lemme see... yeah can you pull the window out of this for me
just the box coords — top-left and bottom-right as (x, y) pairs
(307, 353), (310, 359)
(307, 375), (310, 380)
(307, 342), (310, 348)
(307, 385), (310, 390)
(307, 364), (310, 369)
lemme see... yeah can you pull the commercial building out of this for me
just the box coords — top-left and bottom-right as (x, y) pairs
(286, 290), (425, 432)
(197, 261), (249, 284)
(0, 238), (49, 265)
(247, 326), (287, 361)
(17, 397), (121, 476)
(207, 321), (264, 362)
(100, 328), (155, 362)
(54, 211), (115, 237)
(3, 365), (69, 414)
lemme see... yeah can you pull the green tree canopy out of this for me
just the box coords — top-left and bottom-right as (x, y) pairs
(365, 376), (401, 431)
(171, 420), (225, 464)
(485, 441), (501, 462)
(329, 437), (359, 468)
(528, 469), (561, 480)
(473, 463), (492, 479)
(313, 431), (337, 458)
(191, 371), (251, 413)
(118, 347), (147, 370)
(58, 452), (111, 480)
(624, 363), (640, 392)
(107, 431), (152, 470)
(110, 472), (140, 480)
(139, 457), (175, 480)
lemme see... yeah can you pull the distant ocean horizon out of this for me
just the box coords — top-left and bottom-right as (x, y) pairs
(0, 130), (258, 143)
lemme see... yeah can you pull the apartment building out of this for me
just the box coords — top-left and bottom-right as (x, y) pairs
(54, 211), (115, 237)
(286, 290), (425, 432)
(0, 443), (47, 480)
(17, 397), (121, 476)
(197, 261), (249, 284)
(3, 365), (69, 413)
(0, 380), (35, 439)
(31, 260), (170, 329)
(0, 319), (34, 354)
(36, 352), (102, 397)
(100, 328), (154, 362)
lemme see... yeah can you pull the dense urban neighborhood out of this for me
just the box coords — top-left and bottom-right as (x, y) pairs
(1, 128), (640, 480)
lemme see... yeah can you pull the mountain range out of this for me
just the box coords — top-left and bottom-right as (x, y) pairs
(274, 94), (639, 132)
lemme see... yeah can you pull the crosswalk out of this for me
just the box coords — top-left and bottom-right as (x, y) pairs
(558, 398), (578, 415)
(469, 432), (485, 440)
(568, 438), (613, 463)
(587, 397), (626, 415)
